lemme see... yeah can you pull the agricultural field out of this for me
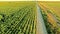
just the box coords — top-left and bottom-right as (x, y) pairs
(38, 1), (60, 34)
(0, 2), (37, 34)
(0, 1), (60, 34)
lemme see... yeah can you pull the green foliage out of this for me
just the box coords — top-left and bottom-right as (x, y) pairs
(41, 9), (56, 34)
(0, 6), (36, 34)
(0, 15), (3, 20)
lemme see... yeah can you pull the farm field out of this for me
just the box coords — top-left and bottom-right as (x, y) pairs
(38, 1), (60, 34)
(39, 1), (60, 17)
(0, 2), (37, 34)
(0, 1), (60, 34)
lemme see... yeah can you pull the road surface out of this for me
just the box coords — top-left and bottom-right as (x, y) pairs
(36, 6), (48, 34)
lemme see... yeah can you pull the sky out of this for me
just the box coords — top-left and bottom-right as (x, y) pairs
(0, 0), (60, 1)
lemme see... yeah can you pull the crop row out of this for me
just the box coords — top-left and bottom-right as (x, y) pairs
(0, 6), (36, 34)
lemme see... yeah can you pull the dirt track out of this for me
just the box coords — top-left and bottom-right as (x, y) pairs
(36, 6), (47, 34)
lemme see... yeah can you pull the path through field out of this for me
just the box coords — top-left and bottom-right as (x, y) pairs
(37, 6), (48, 34)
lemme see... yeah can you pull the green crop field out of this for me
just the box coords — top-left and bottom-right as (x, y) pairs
(0, 2), (37, 34)
(38, 1), (60, 34)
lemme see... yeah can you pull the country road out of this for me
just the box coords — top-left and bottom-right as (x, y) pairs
(37, 6), (48, 34)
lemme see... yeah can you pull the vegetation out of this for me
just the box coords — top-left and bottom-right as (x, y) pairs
(41, 8), (58, 34)
(0, 2), (36, 34)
